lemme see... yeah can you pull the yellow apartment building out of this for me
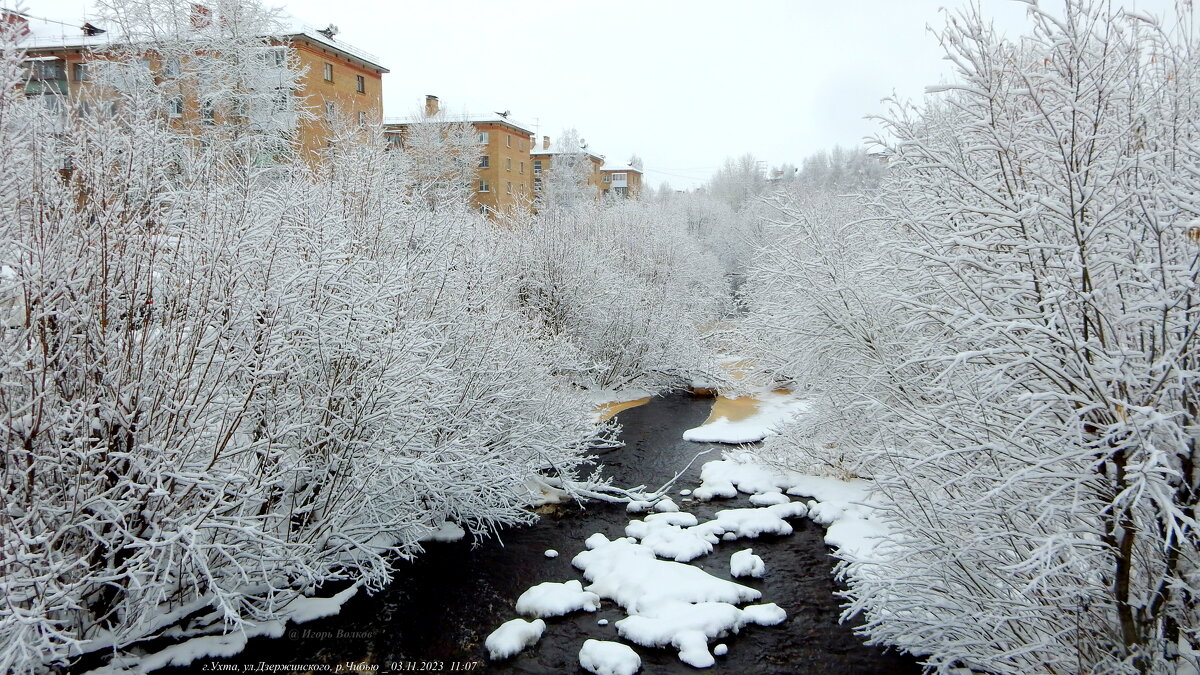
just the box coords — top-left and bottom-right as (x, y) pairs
(600, 162), (643, 198)
(11, 7), (387, 164)
(530, 134), (605, 198)
(383, 95), (535, 216)
(286, 25), (387, 159)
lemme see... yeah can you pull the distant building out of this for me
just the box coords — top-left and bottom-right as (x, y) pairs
(600, 162), (643, 198)
(383, 95), (536, 216)
(10, 6), (388, 163)
(530, 134), (605, 199)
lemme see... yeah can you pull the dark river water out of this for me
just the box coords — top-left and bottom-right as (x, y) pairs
(157, 393), (919, 675)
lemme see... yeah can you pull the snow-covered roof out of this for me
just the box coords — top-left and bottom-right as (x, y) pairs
(383, 112), (535, 136)
(531, 140), (604, 163)
(11, 9), (387, 72)
(281, 20), (387, 73)
(600, 162), (642, 174)
(15, 12), (114, 49)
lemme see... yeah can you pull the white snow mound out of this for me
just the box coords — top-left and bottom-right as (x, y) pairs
(515, 580), (601, 618)
(615, 600), (787, 668)
(625, 514), (713, 562)
(485, 618), (545, 660)
(579, 639), (641, 675)
(694, 502), (807, 541)
(572, 535), (760, 613)
(730, 549), (766, 578)
(748, 491), (790, 506)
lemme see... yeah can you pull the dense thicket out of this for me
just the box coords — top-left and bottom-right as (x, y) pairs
(0, 1), (726, 670)
(742, 2), (1199, 672)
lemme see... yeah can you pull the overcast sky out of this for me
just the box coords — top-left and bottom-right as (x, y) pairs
(29, 0), (1180, 188)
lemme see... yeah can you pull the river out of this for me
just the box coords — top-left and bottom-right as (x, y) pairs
(162, 393), (917, 674)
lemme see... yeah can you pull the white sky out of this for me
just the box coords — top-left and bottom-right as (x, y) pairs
(26, 0), (1180, 188)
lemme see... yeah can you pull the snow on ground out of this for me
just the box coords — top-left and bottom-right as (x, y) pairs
(693, 458), (790, 500)
(579, 639), (642, 675)
(682, 391), (809, 444)
(422, 521), (466, 542)
(544, 549), (559, 558)
(702, 455), (888, 563)
(485, 618), (546, 660)
(586, 389), (656, 422)
(730, 549), (765, 578)
(515, 580), (601, 618)
(83, 585), (361, 675)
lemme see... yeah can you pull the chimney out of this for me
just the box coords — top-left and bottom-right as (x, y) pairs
(424, 95), (439, 117)
(542, 135), (550, 150)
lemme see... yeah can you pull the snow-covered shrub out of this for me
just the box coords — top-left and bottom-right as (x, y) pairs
(499, 199), (726, 393)
(0, 4), (611, 672)
(737, 187), (906, 479)
(741, 2), (1200, 672)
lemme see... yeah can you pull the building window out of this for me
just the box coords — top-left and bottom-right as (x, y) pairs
(24, 60), (66, 96)
(356, 75), (365, 93)
(505, 157), (511, 171)
(506, 182), (512, 194)
(357, 111), (366, 126)
(162, 58), (181, 78)
(265, 47), (287, 68)
(533, 160), (542, 174)
(323, 62), (333, 81)
(72, 62), (89, 82)
(324, 100), (336, 120)
(520, 161), (524, 174)
(611, 173), (627, 181)
(478, 131), (489, 144)
(604, 175), (611, 183)
(200, 100), (214, 125)
(167, 96), (183, 117)
(479, 155), (489, 168)
(506, 134), (511, 148)
(533, 177), (542, 191)
(478, 179), (490, 193)
(272, 89), (290, 112)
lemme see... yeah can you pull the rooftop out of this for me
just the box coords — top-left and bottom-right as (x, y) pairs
(601, 162), (643, 173)
(9, 8), (387, 72)
(383, 112), (536, 137)
(531, 140), (604, 163)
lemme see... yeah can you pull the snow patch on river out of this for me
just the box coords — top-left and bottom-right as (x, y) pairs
(488, 452), (888, 670)
(682, 391), (810, 444)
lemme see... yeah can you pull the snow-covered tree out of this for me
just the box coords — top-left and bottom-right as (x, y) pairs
(742, 1), (1200, 672)
(707, 153), (766, 211)
(538, 127), (594, 209)
(499, 199), (726, 393)
(0, 3), (616, 672)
